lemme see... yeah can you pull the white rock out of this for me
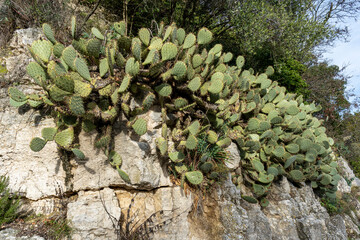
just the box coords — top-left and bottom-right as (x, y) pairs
(225, 142), (241, 170)
(67, 188), (121, 240)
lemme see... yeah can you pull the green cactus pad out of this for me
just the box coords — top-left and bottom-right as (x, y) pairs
(258, 172), (274, 184)
(26, 61), (46, 86)
(69, 95), (85, 115)
(131, 38), (142, 61)
(216, 137), (231, 148)
(188, 77), (202, 92)
(172, 61), (187, 78)
(169, 151), (185, 162)
(42, 23), (56, 44)
(86, 38), (102, 58)
(289, 170), (304, 182)
(30, 137), (47, 152)
(267, 167), (279, 176)
(125, 57), (140, 76)
(114, 21), (126, 35)
(49, 85), (71, 102)
(75, 57), (91, 81)
(174, 97), (188, 109)
(138, 28), (150, 46)
(241, 195), (258, 204)
(95, 134), (111, 148)
(185, 171), (203, 185)
(161, 42), (178, 61)
(41, 127), (57, 141)
(82, 120), (96, 133)
(207, 130), (218, 144)
(286, 105), (300, 115)
(72, 148), (85, 159)
(74, 79), (92, 98)
(91, 27), (104, 40)
(117, 167), (131, 184)
(183, 33), (196, 49)
(265, 66), (275, 76)
(273, 146), (285, 158)
(71, 16), (76, 38)
(186, 134), (198, 150)
(149, 37), (163, 50)
(187, 120), (201, 136)
(192, 54), (203, 68)
(200, 162), (213, 173)
(176, 28), (186, 44)
(236, 56), (245, 69)
(118, 75), (132, 93)
(143, 92), (156, 110)
(109, 150), (122, 166)
(197, 27), (212, 44)
(8, 87), (27, 102)
(208, 72), (224, 94)
(9, 98), (27, 107)
(54, 128), (74, 148)
(253, 184), (266, 196)
(155, 83), (172, 97)
(52, 43), (65, 58)
(31, 40), (52, 63)
(62, 46), (77, 70)
(132, 118), (147, 136)
(156, 137), (168, 155)
(252, 160), (264, 172)
(55, 75), (74, 93)
(247, 118), (260, 131)
(285, 143), (300, 154)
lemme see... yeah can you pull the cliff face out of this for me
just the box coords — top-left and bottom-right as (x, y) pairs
(1, 28), (360, 240)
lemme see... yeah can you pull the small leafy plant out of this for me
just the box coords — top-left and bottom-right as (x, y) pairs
(0, 175), (20, 226)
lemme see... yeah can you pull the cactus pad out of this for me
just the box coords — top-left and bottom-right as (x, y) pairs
(156, 137), (168, 155)
(139, 28), (150, 46)
(75, 57), (91, 81)
(185, 171), (203, 185)
(197, 27), (212, 44)
(41, 127), (57, 141)
(91, 27), (104, 40)
(31, 40), (52, 63)
(132, 118), (147, 136)
(188, 77), (202, 92)
(161, 42), (178, 61)
(8, 87), (27, 102)
(30, 137), (47, 152)
(125, 57), (140, 76)
(54, 128), (74, 148)
(72, 148), (85, 159)
(155, 83), (172, 97)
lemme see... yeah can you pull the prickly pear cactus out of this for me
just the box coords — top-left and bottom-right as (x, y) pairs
(8, 18), (339, 201)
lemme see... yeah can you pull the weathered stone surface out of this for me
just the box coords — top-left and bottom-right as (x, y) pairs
(0, 102), (66, 200)
(225, 142), (241, 170)
(71, 110), (171, 192)
(114, 186), (193, 240)
(67, 188), (121, 240)
(338, 157), (360, 187)
(0, 228), (45, 240)
(5, 28), (42, 84)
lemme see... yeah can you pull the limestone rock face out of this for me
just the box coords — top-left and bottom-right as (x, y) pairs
(1, 28), (360, 240)
(67, 188), (121, 240)
(0, 95), (66, 201)
(5, 28), (43, 84)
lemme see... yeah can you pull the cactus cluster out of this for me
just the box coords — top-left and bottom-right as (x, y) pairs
(8, 19), (338, 202)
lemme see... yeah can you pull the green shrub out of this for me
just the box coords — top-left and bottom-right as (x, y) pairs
(0, 175), (20, 226)
(8, 18), (339, 204)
